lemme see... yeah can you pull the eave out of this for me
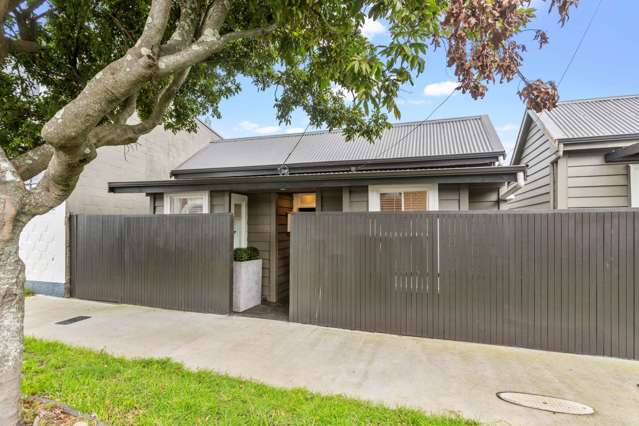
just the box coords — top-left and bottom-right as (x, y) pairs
(109, 165), (526, 194)
(170, 151), (505, 179)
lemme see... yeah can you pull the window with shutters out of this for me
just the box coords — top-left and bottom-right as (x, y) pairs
(379, 191), (427, 211)
(370, 184), (437, 211)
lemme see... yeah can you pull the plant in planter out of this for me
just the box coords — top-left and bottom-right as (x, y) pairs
(233, 247), (262, 312)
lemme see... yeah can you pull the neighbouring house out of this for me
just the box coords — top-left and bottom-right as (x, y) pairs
(504, 94), (639, 209)
(108, 115), (525, 305)
(19, 119), (219, 297)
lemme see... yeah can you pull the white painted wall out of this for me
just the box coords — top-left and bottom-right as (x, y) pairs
(19, 202), (67, 285)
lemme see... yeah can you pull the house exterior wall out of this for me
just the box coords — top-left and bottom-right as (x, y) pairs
(19, 203), (67, 296)
(276, 194), (293, 302)
(246, 192), (276, 302)
(342, 186), (368, 211)
(469, 185), (500, 210)
(210, 191), (230, 213)
(563, 150), (631, 208)
(318, 189), (342, 211)
(68, 120), (215, 214)
(507, 119), (557, 210)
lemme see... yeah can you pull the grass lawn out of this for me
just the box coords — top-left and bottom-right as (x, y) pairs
(22, 338), (477, 425)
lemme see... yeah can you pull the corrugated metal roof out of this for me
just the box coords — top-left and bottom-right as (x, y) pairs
(535, 95), (639, 141)
(174, 115), (504, 172)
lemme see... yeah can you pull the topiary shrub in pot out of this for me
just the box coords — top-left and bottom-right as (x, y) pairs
(233, 247), (262, 312)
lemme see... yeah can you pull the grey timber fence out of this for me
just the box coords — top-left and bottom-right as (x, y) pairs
(290, 211), (639, 360)
(71, 214), (233, 314)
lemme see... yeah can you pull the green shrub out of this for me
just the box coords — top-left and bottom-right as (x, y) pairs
(233, 246), (260, 262)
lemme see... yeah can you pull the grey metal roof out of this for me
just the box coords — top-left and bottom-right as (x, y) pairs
(173, 115), (504, 174)
(534, 95), (639, 141)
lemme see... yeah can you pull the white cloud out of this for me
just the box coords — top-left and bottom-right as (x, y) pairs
(238, 120), (259, 131)
(360, 18), (386, 40)
(254, 126), (281, 135)
(496, 123), (518, 132)
(236, 121), (305, 136)
(423, 80), (458, 97)
(331, 83), (354, 102)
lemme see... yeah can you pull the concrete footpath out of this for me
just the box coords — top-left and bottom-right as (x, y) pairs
(25, 296), (639, 425)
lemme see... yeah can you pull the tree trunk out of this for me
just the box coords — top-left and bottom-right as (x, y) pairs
(0, 230), (26, 426)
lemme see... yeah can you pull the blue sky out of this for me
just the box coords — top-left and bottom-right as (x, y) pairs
(208, 1), (638, 158)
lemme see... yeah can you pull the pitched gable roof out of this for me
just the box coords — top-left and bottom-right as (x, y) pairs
(535, 95), (639, 142)
(510, 95), (639, 165)
(173, 115), (504, 176)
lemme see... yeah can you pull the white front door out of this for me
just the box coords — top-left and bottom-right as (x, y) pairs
(231, 193), (248, 248)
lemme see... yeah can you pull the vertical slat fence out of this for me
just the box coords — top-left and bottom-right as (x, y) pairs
(71, 214), (233, 314)
(290, 210), (639, 360)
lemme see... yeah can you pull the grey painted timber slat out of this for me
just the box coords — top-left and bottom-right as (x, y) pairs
(287, 211), (638, 360)
(72, 214), (232, 314)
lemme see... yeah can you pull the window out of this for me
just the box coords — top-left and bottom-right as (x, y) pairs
(293, 193), (317, 212)
(369, 184), (438, 211)
(164, 192), (209, 214)
(288, 193), (317, 231)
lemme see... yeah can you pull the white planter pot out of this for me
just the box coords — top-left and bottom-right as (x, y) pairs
(233, 259), (262, 312)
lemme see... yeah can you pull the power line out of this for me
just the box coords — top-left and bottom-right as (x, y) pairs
(354, 87), (457, 171)
(277, 85), (457, 175)
(558, 0), (603, 86)
(278, 123), (312, 175)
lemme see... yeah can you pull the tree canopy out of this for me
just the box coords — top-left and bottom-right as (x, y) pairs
(1, 0), (576, 159)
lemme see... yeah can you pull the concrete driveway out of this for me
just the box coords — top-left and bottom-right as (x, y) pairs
(25, 296), (639, 425)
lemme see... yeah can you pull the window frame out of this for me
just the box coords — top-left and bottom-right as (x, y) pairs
(368, 183), (439, 212)
(629, 164), (639, 208)
(163, 191), (210, 214)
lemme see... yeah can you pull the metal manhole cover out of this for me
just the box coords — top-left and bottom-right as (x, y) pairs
(496, 392), (594, 415)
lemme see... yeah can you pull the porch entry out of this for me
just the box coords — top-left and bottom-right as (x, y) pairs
(290, 210), (639, 360)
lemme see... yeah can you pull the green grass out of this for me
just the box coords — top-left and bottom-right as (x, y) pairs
(22, 338), (477, 425)
(24, 287), (35, 297)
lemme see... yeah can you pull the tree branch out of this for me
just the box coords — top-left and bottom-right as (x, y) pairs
(112, 92), (139, 125)
(160, 0), (200, 56)
(6, 37), (39, 54)
(135, 0), (172, 49)
(11, 144), (53, 181)
(0, 146), (21, 184)
(94, 69), (191, 147)
(157, 24), (277, 77)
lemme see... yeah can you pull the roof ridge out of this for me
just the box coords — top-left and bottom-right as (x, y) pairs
(556, 94), (639, 105)
(211, 115), (486, 143)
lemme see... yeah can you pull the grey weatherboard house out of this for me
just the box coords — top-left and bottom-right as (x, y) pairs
(109, 115), (525, 305)
(504, 94), (639, 209)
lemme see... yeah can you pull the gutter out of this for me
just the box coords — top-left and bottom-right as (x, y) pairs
(170, 151), (506, 178)
(499, 171), (526, 200)
(110, 165), (526, 194)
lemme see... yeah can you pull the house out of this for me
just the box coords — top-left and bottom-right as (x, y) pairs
(504, 95), (639, 209)
(19, 119), (219, 297)
(108, 115), (525, 305)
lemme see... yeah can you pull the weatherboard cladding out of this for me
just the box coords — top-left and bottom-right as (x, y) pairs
(536, 95), (639, 141)
(174, 115), (504, 173)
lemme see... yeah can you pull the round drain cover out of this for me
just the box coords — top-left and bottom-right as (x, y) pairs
(496, 392), (595, 415)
